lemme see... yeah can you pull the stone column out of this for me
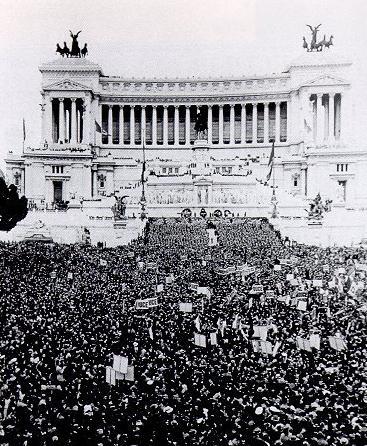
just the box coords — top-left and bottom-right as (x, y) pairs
(286, 99), (291, 143)
(324, 96), (329, 142)
(76, 109), (80, 143)
(46, 96), (53, 143)
(185, 105), (190, 145)
(108, 105), (113, 145)
(41, 95), (47, 143)
(316, 93), (323, 144)
(207, 105), (212, 144)
(338, 92), (343, 141)
(252, 103), (257, 144)
(96, 102), (102, 146)
(219, 105), (224, 145)
(141, 105), (146, 143)
(130, 105), (135, 145)
(163, 105), (168, 145)
(264, 102), (269, 144)
(230, 104), (235, 144)
(152, 106), (157, 145)
(241, 104), (246, 144)
(275, 101), (280, 143)
(174, 105), (179, 145)
(58, 98), (65, 143)
(92, 168), (98, 197)
(119, 105), (124, 145)
(65, 109), (69, 142)
(70, 98), (77, 144)
(329, 93), (335, 142)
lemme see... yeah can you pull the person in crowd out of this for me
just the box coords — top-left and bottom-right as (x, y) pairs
(0, 217), (367, 445)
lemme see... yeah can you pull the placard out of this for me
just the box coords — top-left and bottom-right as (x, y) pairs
(112, 355), (128, 374)
(179, 303), (193, 313)
(194, 333), (207, 347)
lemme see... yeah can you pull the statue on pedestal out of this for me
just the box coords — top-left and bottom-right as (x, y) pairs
(307, 193), (332, 219)
(112, 195), (128, 220)
(194, 107), (208, 140)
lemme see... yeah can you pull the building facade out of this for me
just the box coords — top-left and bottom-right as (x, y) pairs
(6, 49), (366, 217)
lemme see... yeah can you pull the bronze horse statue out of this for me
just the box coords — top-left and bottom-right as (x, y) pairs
(56, 42), (70, 57)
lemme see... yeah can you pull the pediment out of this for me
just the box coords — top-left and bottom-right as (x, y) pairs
(43, 79), (92, 91)
(302, 74), (349, 88)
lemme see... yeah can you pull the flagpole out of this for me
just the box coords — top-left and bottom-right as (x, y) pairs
(140, 128), (147, 220)
(270, 141), (278, 218)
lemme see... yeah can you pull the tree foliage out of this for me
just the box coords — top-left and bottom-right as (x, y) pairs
(0, 178), (28, 231)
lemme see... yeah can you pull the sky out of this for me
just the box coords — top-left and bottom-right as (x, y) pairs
(0, 0), (366, 170)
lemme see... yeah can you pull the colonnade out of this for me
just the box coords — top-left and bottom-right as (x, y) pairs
(310, 92), (342, 144)
(45, 97), (90, 144)
(99, 102), (288, 146)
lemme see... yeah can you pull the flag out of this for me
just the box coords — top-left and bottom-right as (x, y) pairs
(266, 142), (275, 182)
(22, 118), (26, 142)
(95, 120), (109, 136)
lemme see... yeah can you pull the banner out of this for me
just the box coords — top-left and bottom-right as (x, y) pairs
(266, 290), (275, 298)
(135, 298), (158, 309)
(135, 299), (150, 310)
(156, 284), (164, 293)
(148, 297), (158, 307)
(286, 274), (294, 281)
(313, 279), (323, 287)
(274, 264), (282, 271)
(194, 333), (206, 347)
(113, 355), (128, 374)
(179, 303), (193, 313)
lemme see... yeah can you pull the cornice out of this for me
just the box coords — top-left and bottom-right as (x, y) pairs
(99, 94), (290, 104)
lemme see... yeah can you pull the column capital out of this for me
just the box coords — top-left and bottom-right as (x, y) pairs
(263, 101), (270, 106)
(163, 104), (169, 109)
(316, 93), (323, 99)
(119, 104), (124, 109)
(185, 104), (190, 109)
(219, 104), (224, 109)
(130, 104), (135, 109)
(174, 104), (180, 109)
(58, 97), (64, 102)
(207, 104), (212, 109)
(71, 98), (77, 103)
(252, 102), (257, 107)
(230, 104), (235, 109)
(152, 104), (158, 109)
(141, 104), (146, 109)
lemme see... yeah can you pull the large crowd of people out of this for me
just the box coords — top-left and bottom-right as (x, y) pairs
(1, 217), (367, 445)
